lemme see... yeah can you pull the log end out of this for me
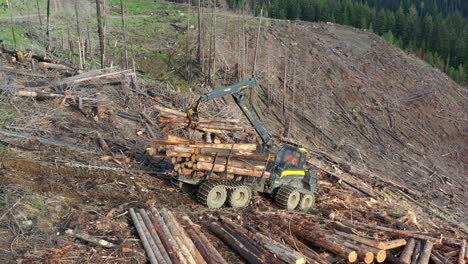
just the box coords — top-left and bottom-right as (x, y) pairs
(376, 250), (387, 263)
(348, 251), (358, 263)
(364, 252), (374, 264)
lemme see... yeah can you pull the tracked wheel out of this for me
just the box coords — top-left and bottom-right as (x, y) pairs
(197, 182), (227, 209)
(227, 186), (252, 208)
(275, 186), (301, 210)
(298, 193), (315, 212)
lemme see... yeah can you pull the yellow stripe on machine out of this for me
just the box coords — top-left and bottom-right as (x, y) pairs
(299, 147), (308, 153)
(280, 170), (306, 178)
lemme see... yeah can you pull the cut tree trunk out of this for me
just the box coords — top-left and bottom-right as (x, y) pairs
(400, 238), (416, 264)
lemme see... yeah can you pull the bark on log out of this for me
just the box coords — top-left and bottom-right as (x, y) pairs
(129, 209), (158, 264)
(459, 240), (466, 264)
(196, 162), (270, 178)
(411, 240), (422, 264)
(65, 229), (116, 248)
(199, 148), (272, 161)
(252, 231), (305, 264)
(160, 209), (197, 264)
(193, 155), (266, 170)
(400, 238), (416, 264)
(97, 133), (110, 151)
(150, 208), (187, 264)
(182, 216), (228, 264)
(188, 143), (257, 152)
(146, 210), (180, 264)
(139, 209), (172, 264)
(289, 222), (358, 262)
(165, 209), (207, 264)
(418, 240), (434, 264)
(167, 150), (193, 158)
(334, 230), (385, 249)
(341, 241), (374, 264)
(38, 62), (71, 70)
(135, 213), (167, 263)
(209, 222), (266, 264)
(382, 239), (407, 250)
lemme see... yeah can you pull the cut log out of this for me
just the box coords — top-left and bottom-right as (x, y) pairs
(196, 162), (270, 178)
(182, 216), (228, 264)
(209, 222), (267, 264)
(97, 133), (110, 151)
(65, 229), (116, 248)
(382, 239), (407, 250)
(128, 209), (158, 264)
(418, 240), (434, 264)
(459, 240), (466, 264)
(334, 230), (385, 249)
(146, 210), (180, 264)
(252, 231), (306, 264)
(289, 223), (358, 262)
(150, 208), (187, 264)
(193, 155), (266, 170)
(167, 150), (193, 158)
(188, 144), (257, 152)
(411, 240), (422, 264)
(164, 209), (207, 264)
(138, 209), (172, 264)
(199, 148), (272, 162)
(400, 238), (416, 264)
(38, 61), (71, 70)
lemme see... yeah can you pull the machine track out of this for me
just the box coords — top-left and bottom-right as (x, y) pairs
(197, 181), (252, 208)
(275, 185), (301, 210)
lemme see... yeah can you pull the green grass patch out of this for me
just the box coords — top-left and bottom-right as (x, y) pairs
(0, 106), (17, 127)
(109, 0), (184, 15)
(0, 25), (31, 49)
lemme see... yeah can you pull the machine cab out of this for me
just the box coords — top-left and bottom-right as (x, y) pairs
(274, 144), (307, 176)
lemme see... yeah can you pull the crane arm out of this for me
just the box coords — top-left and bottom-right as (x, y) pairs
(187, 78), (273, 149)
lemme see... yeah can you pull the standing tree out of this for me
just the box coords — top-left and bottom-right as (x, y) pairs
(95, 0), (106, 68)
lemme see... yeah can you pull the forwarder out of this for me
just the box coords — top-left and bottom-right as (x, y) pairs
(176, 77), (318, 211)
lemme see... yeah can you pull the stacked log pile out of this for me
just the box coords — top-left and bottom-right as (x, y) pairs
(155, 135), (273, 180)
(155, 105), (244, 135)
(129, 207), (227, 264)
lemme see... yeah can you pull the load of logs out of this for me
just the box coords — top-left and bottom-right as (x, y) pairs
(155, 135), (274, 180)
(129, 207), (227, 264)
(155, 105), (244, 135)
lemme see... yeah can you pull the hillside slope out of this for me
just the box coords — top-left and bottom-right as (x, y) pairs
(199, 16), (468, 219)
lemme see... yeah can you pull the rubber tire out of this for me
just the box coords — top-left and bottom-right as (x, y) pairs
(227, 187), (251, 208)
(299, 193), (315, 212)
(198, 183), (227, 209)
(275, 186), (301, 210)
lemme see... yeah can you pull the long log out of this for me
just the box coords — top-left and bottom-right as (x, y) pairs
(196, 162), (270, 178)
(159, 209), (197, 264)
(193, 155), (266, 170)
(165, 209), (207, 264)
(209, 222), (266, 264)
(418, 240), (434, 264)
(289, 221), (358, 262)
(411, 240), (422, 264)
(199, 148), (272, 162)
(38, 61), (71, 70)
(65, 229), (116, 248)
(252, 231), (305, 264)
(340, 240), (374, 264)
(147, 210), (180, 264)
(459, 240), (466, 264)
(97, 133), (110, 151)
(188, 144), (257, 152)
(334, 230), (385, 249)
(167, 150), (193, 158)
(128, 209), (158, 264)
(139, 209), (172, 264)
(151, 208), (187, 264)
(135, 213), (167, 263)
(182, 216), (228, 264)
(400, 238), (416, 264)
(382, 239), (407, 250)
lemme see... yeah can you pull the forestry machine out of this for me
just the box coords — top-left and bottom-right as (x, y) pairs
(179, 77), (318, 211)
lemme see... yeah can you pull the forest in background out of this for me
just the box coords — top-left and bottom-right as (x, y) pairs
(223, 0), (468, 86)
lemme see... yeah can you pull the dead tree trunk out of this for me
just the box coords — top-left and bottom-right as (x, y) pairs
(252, 8), (263, 76)
(197, 0), (202, 63)
(120, 0), (128, 69)
(46, 0), (51, 52)
(95, 0), (106, 68)
(35, 0), (43, 27)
